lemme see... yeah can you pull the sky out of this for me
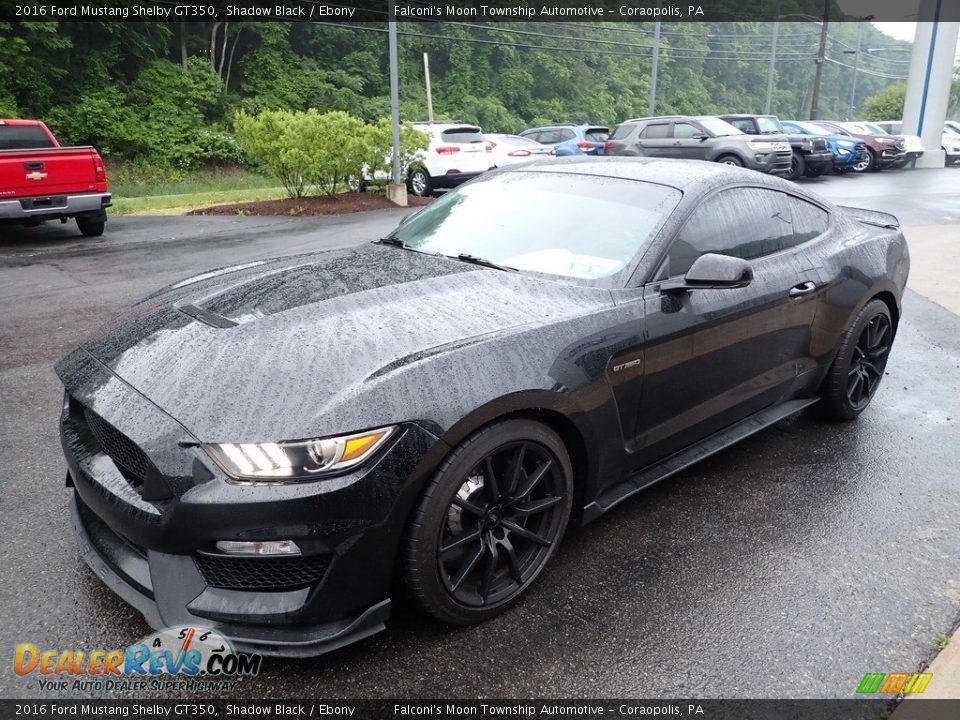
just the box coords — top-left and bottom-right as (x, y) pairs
(872, 22), (916, 43)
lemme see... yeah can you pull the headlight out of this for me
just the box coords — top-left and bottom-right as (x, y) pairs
(205, 426), (396, 482)
(878, 137), (894, 144)
(837, 140), (855, 148)
(749, 141), (778, 150)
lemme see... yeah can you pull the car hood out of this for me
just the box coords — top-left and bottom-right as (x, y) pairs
(69, 244), (613, 442)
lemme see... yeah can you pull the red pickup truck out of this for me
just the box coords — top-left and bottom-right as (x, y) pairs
(0, 119), (111, 237)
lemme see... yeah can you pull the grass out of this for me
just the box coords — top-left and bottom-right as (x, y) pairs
(106, 164), (285, 216)
(111, 186), (288, 216)
(936, 633), (951, 652)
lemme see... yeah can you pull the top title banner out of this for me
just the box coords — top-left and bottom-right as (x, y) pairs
(3, 0), (958, 23)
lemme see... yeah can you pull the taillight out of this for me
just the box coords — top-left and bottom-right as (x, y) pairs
(576, 141), (593, 152)
(485, 143), (493, 153)
(507, 149), (532, 157)
(436, 146), (460, 155)
(93, 156), (107, 184)
(603, 140), (613, 152)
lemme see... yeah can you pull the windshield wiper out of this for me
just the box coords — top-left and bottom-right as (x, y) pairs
(452, 254), (517, 272)
(374, 237), (442, 256)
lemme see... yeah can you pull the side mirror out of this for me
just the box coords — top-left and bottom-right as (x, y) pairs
(662, 253), (753, 293)
(693, 133), (708, 141)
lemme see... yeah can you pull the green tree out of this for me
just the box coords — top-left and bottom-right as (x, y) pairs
(862, 84), (906, 121)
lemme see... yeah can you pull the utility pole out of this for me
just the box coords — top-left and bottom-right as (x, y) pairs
(423, 53), (434, 122)
(764, 19), (780, 114)
(648, 21), (661, 116)
(847, 22), (863, 120)
(809, 0), (830, 120)
(386, 7), (406, 206)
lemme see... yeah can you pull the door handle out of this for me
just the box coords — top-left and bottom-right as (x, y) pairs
(671, 141), (682, 146)
(789, 281), (818, 298)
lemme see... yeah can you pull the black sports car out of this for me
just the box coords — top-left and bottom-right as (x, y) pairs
(57, 158), (909, 656)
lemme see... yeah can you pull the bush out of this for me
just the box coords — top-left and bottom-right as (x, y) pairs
(234, 109), (429, 198)
(235, 109), (312, 198)
(863, 84), (906, 121)
(360, 118), (430, 183)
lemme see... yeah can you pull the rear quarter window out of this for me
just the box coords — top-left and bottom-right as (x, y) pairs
(0, 124), (55, 150)
(611, 124), (637, 140)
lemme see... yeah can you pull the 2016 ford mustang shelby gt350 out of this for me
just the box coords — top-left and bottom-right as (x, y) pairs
(57, 158), (909, 656)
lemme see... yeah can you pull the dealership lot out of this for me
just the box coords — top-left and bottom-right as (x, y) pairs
(1, 171), (959, 698)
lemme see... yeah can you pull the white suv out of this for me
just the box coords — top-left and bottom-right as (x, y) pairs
(406, 123), (496, 196)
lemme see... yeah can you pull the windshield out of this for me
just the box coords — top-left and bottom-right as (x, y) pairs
(756, 116), (783, 134)
(862, 122), (887, 135)
(697, 117), (744, 137)
(390, 172), (680, 283)
(794, 122), (832, 137)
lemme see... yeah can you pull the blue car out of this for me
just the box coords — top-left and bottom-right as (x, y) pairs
(518, 124), (610, 156)
(782, 120), (869, 173)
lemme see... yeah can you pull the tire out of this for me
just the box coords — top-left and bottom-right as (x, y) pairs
(76, 218), (105, 237)
(716, 154), (744, 167)
(852, 149), (875, 173)
(407, 168), (432, 197)
(404, 418), (574, 625)
(787, 152), (806, 181)
(820, 299), (894, 420)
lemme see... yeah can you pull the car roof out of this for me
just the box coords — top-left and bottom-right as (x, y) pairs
(505, 156), (788, 192)
(523, 124), (606, 131)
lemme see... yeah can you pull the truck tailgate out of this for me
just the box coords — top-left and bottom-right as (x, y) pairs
(0, 147), (101, 199)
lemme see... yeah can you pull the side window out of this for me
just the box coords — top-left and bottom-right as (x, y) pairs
(729, 119), (756, 134)
(672, 123), (699, 139)
(641, 123), (671, 139)
(559, 129), (576, 141)
(519, 130), (538, 141)
(667, 188), (796, 277)
(538, 130), (561, 144)
(784, 196), (829, 247)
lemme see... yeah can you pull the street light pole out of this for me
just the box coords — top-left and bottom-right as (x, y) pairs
(809, 0), (830, 120)
(847, 21), (863, 120)
(764, 19), (780, 114)
(648, 20), (661, 116)
(386, 6), (406, 206)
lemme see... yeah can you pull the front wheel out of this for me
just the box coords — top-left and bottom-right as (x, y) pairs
(787, 152), (806, 181)
(852, 149), (875, 173)
(404, 419), (573, 625)
(407, 168), (432, 197)
(76, 217), (105, 237)
(820, 299), (894, 420)
(716, 154), (744, 167)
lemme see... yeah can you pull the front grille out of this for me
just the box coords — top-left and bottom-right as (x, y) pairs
(82, 406), (149, 488)
(195, 554), (332, 591)
(812, 138), (827, 151)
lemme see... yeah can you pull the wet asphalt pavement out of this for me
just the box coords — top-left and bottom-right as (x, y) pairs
(1, 171), (959, 699)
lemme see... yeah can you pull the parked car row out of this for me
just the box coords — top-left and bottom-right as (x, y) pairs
(377, 116), (960, 197)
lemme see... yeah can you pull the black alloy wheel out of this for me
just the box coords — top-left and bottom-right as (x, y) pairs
(787, 152), (806, 181)
(404, 419), (573, 624)
(821, 299), (894, 420)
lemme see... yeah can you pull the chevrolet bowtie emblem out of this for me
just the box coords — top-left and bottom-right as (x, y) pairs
(25, 171), (47, 181)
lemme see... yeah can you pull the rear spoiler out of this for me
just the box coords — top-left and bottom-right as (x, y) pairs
(839, 205), (900, 229)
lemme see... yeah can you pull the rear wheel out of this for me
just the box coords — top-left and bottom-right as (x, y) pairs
(407, 168), (432, 197)
(820, 299), (894, 420)
(716, 154), (744, 167)
(404, 419), (573, 625)
(786, 152), (806, 181)
(76, 217), (105, 237)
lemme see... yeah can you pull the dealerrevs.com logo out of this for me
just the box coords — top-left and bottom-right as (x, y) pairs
(15, 626), (262, 693)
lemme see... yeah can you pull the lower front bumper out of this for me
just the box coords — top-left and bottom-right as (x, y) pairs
(70, 492), (391, 657)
